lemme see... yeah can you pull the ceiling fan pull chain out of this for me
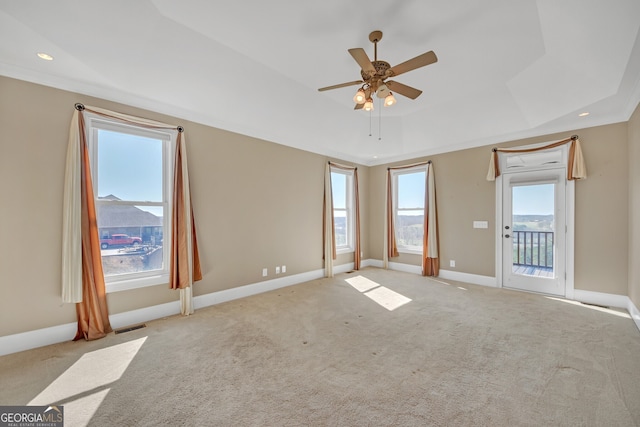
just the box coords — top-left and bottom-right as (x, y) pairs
(379, 100), (382, 140)
(369, 109), (372, 137)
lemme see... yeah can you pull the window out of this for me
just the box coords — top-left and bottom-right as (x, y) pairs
(392, 166), (426, 253)
(331, 168), (354, 253)
(87, 116), (176, 291)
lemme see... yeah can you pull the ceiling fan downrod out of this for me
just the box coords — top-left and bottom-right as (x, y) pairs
(369, 30), (383, 62)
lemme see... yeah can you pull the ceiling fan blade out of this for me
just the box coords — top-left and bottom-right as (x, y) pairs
(388, 51), (437, 77)
(354, 103), (364, 110)
(318, 80), (363, 92)
(386, 80), (423, 99)
(348, 48), (376, 75)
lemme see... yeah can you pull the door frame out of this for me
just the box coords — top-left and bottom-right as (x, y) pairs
(495, 144), (575, 299)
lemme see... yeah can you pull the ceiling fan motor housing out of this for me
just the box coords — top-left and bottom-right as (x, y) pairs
(361, 60), (391, 92)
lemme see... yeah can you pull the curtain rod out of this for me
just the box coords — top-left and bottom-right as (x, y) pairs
(328, 161), (357, 170)
(74, 102), (184, 132)
(387, 160), (431, 171)
(492, 135), (579, 152)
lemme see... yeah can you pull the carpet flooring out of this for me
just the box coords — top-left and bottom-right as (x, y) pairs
(1, 268), (639, 426)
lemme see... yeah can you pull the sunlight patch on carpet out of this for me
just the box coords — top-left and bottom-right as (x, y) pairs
(345, 275), (412, 311)
(29, 336), (147, 425)
(345, 276), (379, 292)
(364, 286), (412, 311)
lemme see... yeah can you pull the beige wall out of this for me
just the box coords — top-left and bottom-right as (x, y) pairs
(369, 123), (630, 295)
(0, 76), (367, 337)
(629, 103), (640, 307)
(0, 74), (635, 339)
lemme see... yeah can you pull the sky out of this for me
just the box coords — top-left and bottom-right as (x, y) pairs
(330, 172), (346, 209)
(97, 129), (164, 216)
(398, 171), (425, 215)
(512, 183), (554, 215)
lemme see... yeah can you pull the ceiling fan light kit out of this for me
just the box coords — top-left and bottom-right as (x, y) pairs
(318, 30), (437, 110)
(384, 93), (396, 107)
(363, 97), (374, 111)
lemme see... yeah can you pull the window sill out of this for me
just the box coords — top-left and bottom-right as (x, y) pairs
(397, 248), (423, 256)
(336, 247), (355, 255)
(105, 273), (168, 293)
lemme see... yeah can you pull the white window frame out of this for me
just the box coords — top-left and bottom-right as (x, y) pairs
(392, 165), (427, 255)
(331, 168), (355, 254)
(86, 114), (175, 293)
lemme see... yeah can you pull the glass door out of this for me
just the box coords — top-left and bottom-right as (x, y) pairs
(502, 169), (566, 296)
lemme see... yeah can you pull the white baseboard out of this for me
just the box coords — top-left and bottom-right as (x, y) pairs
(3, 264), (637, 356)
(572, 289), (630, 309)
(437, 269), (498, 288)
(364, 260), (497, 288)
(194, 268), (325, 309)
(388, 261), (423, 275)
(110, 300), (182, 329)
(572, 289), (640, 334)
(0, 323), (78, 357)
(628, 298), (640, 333)
(363, 259), (383, 268)
(0, 264), (352, 356)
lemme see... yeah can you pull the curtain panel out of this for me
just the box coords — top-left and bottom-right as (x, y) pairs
(486, 135), (587, 181)
(322, 163), (336, 277)
(323, 162), (361, 277)
(62, 106), (111, 340)
(385, 161), (439, 276)
(170, 130), (202, 315)
(62, 105), (202, 340)
(423, 164), (439, 276)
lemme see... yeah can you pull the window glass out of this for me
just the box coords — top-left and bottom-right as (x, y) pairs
(88, 118), (174, 290)
(97, 129), (163, 202)
(331, 169), (353, 252)
(394, 169), (425, 252)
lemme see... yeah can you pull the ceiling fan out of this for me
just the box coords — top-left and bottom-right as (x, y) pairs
(318, 30), (438, 110)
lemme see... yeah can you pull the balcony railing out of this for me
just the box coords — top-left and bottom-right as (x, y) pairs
(513, 230), (554, 268)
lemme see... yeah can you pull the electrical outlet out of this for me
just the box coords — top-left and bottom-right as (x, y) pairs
(281, 265), (286, 273)
(262, 268), (268, 277)
(450, 260), (456, 268)
(275, 266), (281, 274)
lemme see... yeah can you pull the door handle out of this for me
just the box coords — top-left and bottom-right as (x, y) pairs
(505, 234), (510, 238)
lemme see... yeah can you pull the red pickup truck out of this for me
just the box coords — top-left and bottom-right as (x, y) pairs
(100, 234), (142, 249)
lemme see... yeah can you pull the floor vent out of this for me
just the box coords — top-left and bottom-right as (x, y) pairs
(114, 324), (146, 334)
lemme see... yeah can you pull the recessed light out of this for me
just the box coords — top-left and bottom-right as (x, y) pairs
(578, 112), (590, 117)
(37, 52), (54, 61)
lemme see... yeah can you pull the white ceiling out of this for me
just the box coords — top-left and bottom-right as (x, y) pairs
(1, 0), (639, 165)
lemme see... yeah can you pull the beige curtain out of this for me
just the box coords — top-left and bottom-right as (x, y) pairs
(322, 163), (336, 277)
(487, 135), (587, 181)
(423, 163), (439, 276)
(353, 169), (361, 271)
(323, 162), (361, 277)
(62, 106), (112, 340)
(169, 130), (202, 315)
(385, 169), (399, 264)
